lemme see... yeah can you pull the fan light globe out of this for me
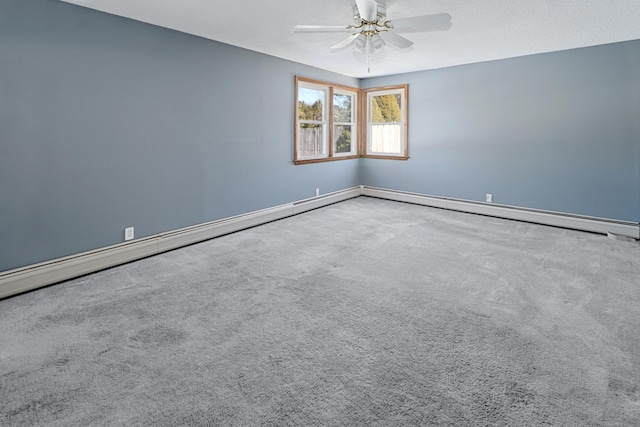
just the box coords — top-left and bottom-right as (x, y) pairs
(370, 33), (385, 50)
(353, 34), (367, 52)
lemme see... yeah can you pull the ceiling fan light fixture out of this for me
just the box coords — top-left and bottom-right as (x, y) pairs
(353, 33), (367, 52)
(295, 0), (450, 71)
(370, 33), (385, 51)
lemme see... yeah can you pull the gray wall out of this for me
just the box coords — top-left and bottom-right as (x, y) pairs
(1, 0), (639, 273)
(0, 0), (360, 272)
(361, 41), (640, 222)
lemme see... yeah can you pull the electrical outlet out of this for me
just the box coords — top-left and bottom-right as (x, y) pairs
(125, 227), (134, 241)
(315, 188), (320, 196)
(485, 194), (493, 203)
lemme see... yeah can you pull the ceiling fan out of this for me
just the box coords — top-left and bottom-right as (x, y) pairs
(294, 0), (452, 67)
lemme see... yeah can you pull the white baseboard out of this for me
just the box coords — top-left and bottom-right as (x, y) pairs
(0, 187), (362, 299)
(3, 185), (637, 300)
(363, 186), (640, 240)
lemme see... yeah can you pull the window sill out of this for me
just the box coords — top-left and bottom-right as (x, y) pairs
(294, 155), (360, 165)
(294, 154), (409, 164)
(362, 155), (409, 161)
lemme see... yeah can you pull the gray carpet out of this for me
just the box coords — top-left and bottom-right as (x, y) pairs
(1, 197), (639, 426)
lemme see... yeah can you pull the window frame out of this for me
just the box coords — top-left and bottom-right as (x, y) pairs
(295, 76), (360, 164)
(294, 77), (409, 164)
(332, 88), (359, 158)
(362, 85), (409, 160)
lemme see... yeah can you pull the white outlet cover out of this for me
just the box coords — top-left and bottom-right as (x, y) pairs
(125, 227), (134, 241)
(486, 194), (493, 203)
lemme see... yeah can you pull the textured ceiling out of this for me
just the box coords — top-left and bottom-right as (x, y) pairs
(61, 0), (640, 78)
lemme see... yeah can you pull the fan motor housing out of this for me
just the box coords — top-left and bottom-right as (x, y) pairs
(353, 0), (387, 23)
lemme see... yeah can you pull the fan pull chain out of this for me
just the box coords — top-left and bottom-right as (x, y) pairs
(367, 36), (371, 73)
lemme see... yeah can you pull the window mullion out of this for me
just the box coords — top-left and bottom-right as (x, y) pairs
(328, 86), (334, 158)
(359, 89), (365, 155)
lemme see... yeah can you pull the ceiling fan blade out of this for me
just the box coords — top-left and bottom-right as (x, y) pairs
(355, 0), (377, 22)
(379, 31), (413, 49)
(331, 33), (360, 49)
(388, 13), (452, 33)
(294, 25), (354, 33)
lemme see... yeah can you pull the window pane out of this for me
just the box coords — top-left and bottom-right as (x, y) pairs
(371, 124), (401, 153)
(333, 125), (353, 153)
(333, 93), (352, 122)
(298, 124), (325, 157)
(298, 87), (324, 121)
(371, 94), (401, 123)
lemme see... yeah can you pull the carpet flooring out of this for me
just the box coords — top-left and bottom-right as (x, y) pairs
(1, 196), (639, 426)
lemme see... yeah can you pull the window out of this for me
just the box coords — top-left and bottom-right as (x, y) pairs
(296, 81), (328, 160)
(294, 77), (408, 164)
(295, 77), (359, 164)
(333, 90), (358, 157)
(363, 85), (408, 159)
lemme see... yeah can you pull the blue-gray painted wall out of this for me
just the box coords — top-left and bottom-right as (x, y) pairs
(0, 0), (360, 272)
(1, 0), (639, 273)
(361, 41), (640, 222)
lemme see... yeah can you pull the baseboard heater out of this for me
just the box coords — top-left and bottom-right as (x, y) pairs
(2, 185), (637, 300)
(0, 187), (362, 299)
(362, 186), (640, 240)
